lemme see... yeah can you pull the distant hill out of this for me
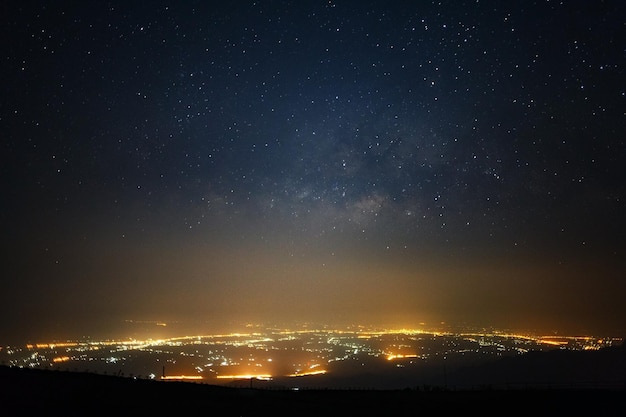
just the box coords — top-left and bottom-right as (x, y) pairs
(1, 345), (625, 416)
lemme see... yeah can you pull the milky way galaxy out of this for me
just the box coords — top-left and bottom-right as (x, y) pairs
(2, 1), (625, 343)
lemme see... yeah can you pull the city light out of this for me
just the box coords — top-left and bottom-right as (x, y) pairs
(161, 375), (203, 381)
(216, 374), (272, 381)
(1, 323), (621, 390)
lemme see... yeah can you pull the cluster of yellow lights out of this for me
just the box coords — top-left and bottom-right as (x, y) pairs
(52, 356), (70, 363)
(539, 339), (569, 346)
(215, 374), (272, 380)
(27, 343), (79, 349)
(287, 370), (327, 377)
(386, 354), (418, 361)
(161, 375), (203, 381)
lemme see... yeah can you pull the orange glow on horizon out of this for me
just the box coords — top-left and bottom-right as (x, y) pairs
(287, 369), (327, 377)
(538, 338), (570, 346)
(386, 354), (419, 360)
(161, 375), (203, 381)
(216, 374), (272, 380)
(28, 342), (80, 349)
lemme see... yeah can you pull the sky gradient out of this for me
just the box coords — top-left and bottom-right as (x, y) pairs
(2, 1), (626, 343)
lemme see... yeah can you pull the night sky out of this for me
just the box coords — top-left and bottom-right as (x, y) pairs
(2, 1), (626, 343)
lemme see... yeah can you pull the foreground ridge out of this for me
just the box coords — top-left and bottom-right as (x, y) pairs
(1, 365), (624, 417)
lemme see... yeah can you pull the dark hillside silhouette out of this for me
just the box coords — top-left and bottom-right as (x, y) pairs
(445, 343), (626, 390)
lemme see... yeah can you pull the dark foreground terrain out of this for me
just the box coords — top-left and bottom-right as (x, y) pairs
(1, 364), (625, 417)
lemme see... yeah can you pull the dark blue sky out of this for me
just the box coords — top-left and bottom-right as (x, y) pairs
(2, 1), (625, 342)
